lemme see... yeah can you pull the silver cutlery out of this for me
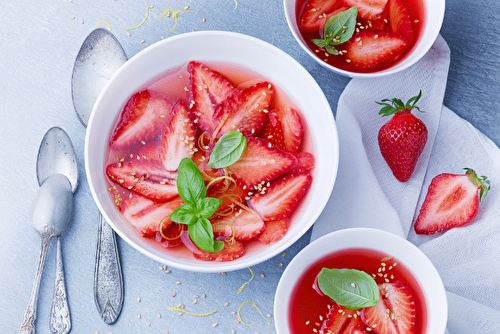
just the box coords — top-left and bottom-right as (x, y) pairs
(20, 126), (77, 334)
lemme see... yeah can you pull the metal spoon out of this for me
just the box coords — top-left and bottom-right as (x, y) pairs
(19, 173), (73, 334)
(36, 126), (78, 334)
(71, 28), (127, 324)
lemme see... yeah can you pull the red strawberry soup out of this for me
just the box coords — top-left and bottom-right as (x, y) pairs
(296, 0), (426, 73)
(104, 61), (315, 261)
(288, 248), (427, 334)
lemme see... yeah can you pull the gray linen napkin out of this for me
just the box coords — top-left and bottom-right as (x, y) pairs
(311, 35), (500, 333)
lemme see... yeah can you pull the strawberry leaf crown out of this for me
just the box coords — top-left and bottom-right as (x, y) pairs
(376, 90), (423, 117)
(464, 168), (491, 202)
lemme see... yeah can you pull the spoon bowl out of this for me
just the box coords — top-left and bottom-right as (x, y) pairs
(31, 174), (73, 234)
(37, 127), (78, 192)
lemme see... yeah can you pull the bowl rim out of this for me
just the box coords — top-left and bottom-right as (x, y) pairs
(85, 30), (339, 272)
(283, 0), (446, 78)
(274, 227), (448, 333)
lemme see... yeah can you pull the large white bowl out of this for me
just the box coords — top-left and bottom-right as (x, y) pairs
(284, 0), (445, 78)
(274, 228), (448, 333)
(85, 31), (339, 273)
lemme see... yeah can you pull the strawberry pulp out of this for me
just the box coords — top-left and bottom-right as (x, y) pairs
(104, 61), (315, 261)
(288, 248), (427, 333)
(295, 0), (425, 73)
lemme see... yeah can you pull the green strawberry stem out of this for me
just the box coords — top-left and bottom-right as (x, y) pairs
(376, 90), (423, 116)
(464, 168), (490, 201)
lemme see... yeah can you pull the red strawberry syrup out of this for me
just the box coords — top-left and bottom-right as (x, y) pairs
(288, 248), (427, 333)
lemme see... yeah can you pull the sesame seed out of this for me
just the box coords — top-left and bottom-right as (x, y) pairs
(137, 296), (141, 302)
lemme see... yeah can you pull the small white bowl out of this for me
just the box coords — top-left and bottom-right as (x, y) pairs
(274, 228), (447, 333)
(85, 31), (339, 273)
(284, 0), (445, 78)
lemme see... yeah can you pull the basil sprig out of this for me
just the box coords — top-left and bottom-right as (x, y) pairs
(170, 158), (224, 253)
(317, 268), (379, 309)
(312, 6), (357, 55)
(208, 131), (247, 169)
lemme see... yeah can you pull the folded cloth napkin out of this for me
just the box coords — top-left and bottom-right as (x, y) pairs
(310, 35), (500, 333)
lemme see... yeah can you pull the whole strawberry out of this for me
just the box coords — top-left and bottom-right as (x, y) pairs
(377, 90), (427, 182)
(414, 168), (490, 235)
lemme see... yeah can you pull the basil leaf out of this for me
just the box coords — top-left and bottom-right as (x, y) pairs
(169, 204), (198, 225)
(197, 197), (222, 219)
(177, 158), (206, 205)
(188, 218), (218, 253)
(325, 45), (339, 55)
(208, 131), (247, 169)
(317, 268), (379, 309)
(313, 38), (327, 48)
(324, 6), (357, 45)
(213, 239), (224, 253)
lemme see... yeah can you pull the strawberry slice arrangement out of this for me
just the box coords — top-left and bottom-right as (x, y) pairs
(315, 261), (418, 334)
(105, 61), (315, 261)
(414, 168), (490, 234)
(297, 0), (422, 72)
(377, 90), (427, 182)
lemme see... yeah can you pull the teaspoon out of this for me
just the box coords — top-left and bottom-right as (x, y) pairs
(71, 28), (127, 324)
(19, 173), (73, 334)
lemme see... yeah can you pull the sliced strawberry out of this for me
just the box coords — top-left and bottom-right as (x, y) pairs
(262, 106), (304, 153)
(248, 172), (312, 221)
(258, 218), (288, 244)
(188, 61), (236, 135)
(194, 239), (245, 262)
(111, 90), (173, 149)
(299, 0), (342, 33)
(321, 303), (366, 334)
(290, 152), (315, 174)
(341, 0), (388, 21)
(350, 326), (370, 334)
(212, 81), (273, 138)
(414, 169), (490, 234)
(225, 137), (297, 189)
(361, 281), (416, 334)
(388, 0), (414, 44)
(262, 110), (285, 149)
(212, 209), (265, 240)
(106, 156), (178, 202)
(121, 195), (182, 237)
(159, 99), (197, 171)
(345, 31), (408, 71)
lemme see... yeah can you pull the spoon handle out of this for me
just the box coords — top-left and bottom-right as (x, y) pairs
(19, 231), (54, 334)
(49, 236), (71, 334)
(94, 213), (124, 324)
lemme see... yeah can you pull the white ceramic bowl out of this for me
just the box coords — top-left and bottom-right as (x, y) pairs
(274, 228), (447, 333)
(85, 31), (339, 273)
(284, 0), (445, 78)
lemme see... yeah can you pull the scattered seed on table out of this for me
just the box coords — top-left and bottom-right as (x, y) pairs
(157, 313), (161, 318)
(137, 296), (141, 302)
(137, 314), (141, 319)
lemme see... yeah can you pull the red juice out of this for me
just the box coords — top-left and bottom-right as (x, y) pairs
(288, 248), (427, 333)
(295, 0), (426, 73)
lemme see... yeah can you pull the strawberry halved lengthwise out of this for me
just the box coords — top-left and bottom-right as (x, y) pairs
(414, 168), (490, 235)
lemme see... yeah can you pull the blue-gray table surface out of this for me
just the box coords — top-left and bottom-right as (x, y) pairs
(1, 0), (499, 333)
